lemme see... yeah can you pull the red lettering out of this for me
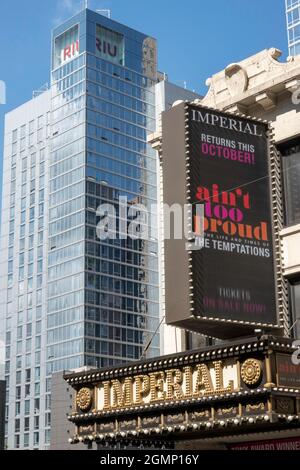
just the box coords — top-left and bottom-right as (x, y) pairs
(196, 186), (210, 202)
(64, 46), (71, 60)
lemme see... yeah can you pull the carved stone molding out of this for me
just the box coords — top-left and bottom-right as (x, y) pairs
(225, 63), (249, 97)
(285, 79), (300, 93)
(255, 91), (276, 110)
(201, 47), (300, 110)
(225, 103), (248, 114)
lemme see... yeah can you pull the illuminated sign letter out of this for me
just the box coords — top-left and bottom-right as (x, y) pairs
(149, 372), (166, 402)
(194, 364), (214, 396)
(111, 378), (133, 408)
(166, 369), (183, 399)
(135, 375), (150, 405)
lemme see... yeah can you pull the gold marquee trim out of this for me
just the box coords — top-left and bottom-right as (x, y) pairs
(241, 359), (262, 386)
(65, 338), (300, 445)
(76, 387), (92, 412)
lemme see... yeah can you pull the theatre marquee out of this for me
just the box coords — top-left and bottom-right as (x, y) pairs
(65, 336), (300, 447)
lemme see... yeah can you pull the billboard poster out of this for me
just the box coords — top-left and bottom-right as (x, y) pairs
(276, 353), (300, 388)
(188, 104), (277, 325)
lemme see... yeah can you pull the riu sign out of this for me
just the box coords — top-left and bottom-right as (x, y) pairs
(61, 40), (79, 64)
(54, 25), (79, 68)
(95, 24), (124, 66)
(96, 37), (117, 58)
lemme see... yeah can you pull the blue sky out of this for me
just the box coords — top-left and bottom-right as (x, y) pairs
(0, 0), (288, 201)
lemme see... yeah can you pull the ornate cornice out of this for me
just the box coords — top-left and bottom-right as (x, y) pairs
(200, 48), (300, 113)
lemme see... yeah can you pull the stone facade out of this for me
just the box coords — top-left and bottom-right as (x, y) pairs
(199, 47), (300, 311)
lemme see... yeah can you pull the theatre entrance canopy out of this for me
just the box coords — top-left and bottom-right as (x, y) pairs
(65, 336), (300, 447)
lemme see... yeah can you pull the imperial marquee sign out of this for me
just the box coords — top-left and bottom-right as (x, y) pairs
(81, 359), (238, 413)
(65, 337), (300, 446)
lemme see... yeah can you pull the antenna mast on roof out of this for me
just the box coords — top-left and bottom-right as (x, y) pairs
(97, 9), (111, 19)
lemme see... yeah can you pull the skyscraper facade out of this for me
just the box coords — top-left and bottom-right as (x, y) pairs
(48, 10), (160, 373)
(0, 9), (200, 450)
(286, 0), (300, 55)
(1, 9), (162, 450)
(0, 90), (51, 450)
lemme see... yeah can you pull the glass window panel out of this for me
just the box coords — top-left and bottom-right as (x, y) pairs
(280, 141), (300, 225)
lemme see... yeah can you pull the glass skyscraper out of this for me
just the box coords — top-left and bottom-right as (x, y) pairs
(286, 0), (300, 55)
(1, 89), (52, 450)
(0, 9), (161, 450)
(49, 10), (160, 373)
(0, 8), (201, 450)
